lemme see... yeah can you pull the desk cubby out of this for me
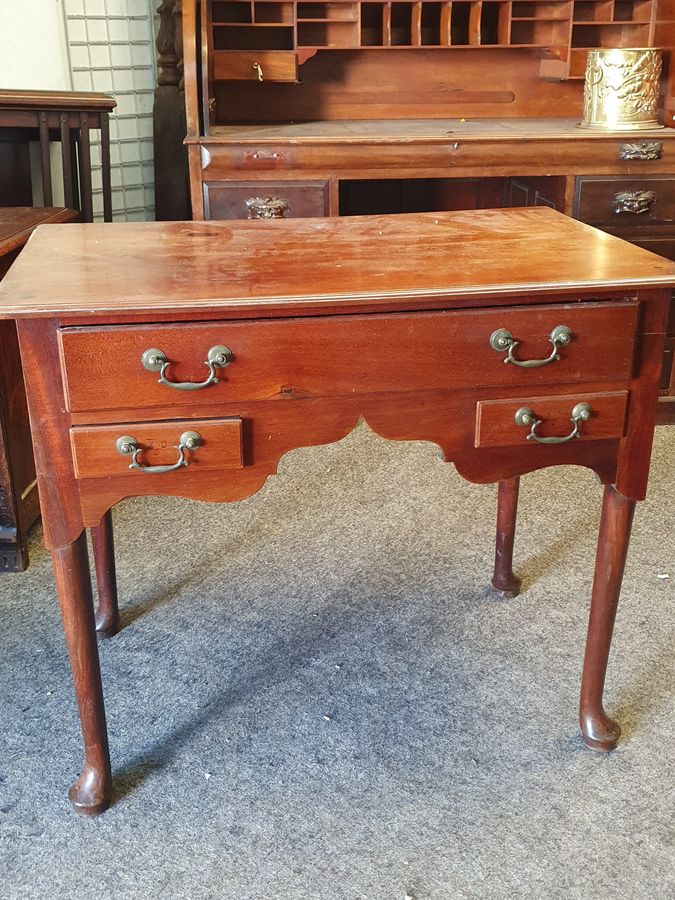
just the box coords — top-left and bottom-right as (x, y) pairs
(205, 0), (674, 83)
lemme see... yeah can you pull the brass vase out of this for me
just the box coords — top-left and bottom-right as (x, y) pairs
(579, 48), (663, 131)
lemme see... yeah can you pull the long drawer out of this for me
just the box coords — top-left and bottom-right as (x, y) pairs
(58, 302), (639, 416)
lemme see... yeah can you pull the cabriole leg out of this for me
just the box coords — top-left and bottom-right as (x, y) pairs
(91, 510), (120, 637)
(491, 476), (522, 598)
(580, 485), (636, 752)
(52, 533), (112, 815)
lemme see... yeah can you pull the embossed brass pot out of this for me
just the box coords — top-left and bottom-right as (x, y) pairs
(579, 48), (663, 131)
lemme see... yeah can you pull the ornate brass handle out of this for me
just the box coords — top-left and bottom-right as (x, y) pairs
(612, 190), (656, 215)
(489, 325), (572, 368)
(618, 141), (663, 161)
(514, 402), (592, 444)
(141, 345), (231, 390)
(116, 431), (202, 474)
(245, 196), (290, 219)
(252, 61), (264, 82)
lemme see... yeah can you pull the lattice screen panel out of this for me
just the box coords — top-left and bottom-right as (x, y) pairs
(63, 0), (156, 221)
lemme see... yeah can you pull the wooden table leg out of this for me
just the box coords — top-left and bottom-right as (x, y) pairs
(91, 510), (120, 637)
(580, 484), (636, 752)
(491, 476), (522, 598)
(52, 532), (111, 815)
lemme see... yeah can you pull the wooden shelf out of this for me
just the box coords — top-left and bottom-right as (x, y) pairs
(205, 0), (674, 82)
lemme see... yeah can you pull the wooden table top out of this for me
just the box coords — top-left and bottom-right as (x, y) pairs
(0, 90), (116, 112)
(2, 208), (675, 319)
(0, 207), (77, 259)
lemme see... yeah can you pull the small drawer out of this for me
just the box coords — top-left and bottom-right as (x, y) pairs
(70, 418), (243, 480)
(59, 302), (639, 417)
(475, 391), (628, 449)
(575, 176), (675, 228)
(213, 50), (297, 82)
(203, 180), (329, 220)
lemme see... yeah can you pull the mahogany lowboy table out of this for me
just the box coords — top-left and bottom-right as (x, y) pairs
(0, 207), (673, 815)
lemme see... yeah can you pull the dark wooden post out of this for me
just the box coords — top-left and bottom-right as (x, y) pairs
(579, 485), (636, 752)
(154, 0), (191, 221)
(491, 477), (522, 597)
(91, 510), (120, 637)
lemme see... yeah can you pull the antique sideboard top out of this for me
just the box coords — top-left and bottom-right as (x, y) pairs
(2, 208), (675, 320)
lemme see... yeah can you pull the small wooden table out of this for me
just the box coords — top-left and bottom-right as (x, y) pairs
(0, 90), (116, 221)
(0, 207), (77, 571)
(0, 208), (673, 815)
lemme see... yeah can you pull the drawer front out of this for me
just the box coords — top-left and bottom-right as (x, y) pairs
(70, 418), (243, 480)
(475, 392), (628, 449)
(575, 176), (675, 228)
(203, 180), (329, 220)
(201, 139), (675, 179)
(59, 302), (639, 416)
(213, 51), (297, 82)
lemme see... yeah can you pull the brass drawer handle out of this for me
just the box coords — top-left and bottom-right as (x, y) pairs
(515, 402), (592, 445)
(612, 190), (656, 215)
(245, 196), (289, 219)
(618, 141), (662, 161)
(141, 345), (231, 390)
(490, 325), (572, 368)
(116, 431), (202, 474)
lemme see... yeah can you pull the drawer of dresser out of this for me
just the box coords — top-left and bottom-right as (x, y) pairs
(575, 176), (675, 228)
(59, 302), (639, 415)
(212, 51), (298, 83)
(70, 418), (243, 479)
(203, 180), (329, 220)
(475, 391), (628, 448)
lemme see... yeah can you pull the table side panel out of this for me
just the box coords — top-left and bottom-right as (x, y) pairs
(15, 318), (85, 550)
(609, 287), (671, 498)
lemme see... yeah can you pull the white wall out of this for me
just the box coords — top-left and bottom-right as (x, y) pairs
(0, 1), (72, 90)
(0, 0), (157, 220)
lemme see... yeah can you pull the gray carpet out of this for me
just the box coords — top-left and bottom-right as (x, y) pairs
(0, 423), (673, 900)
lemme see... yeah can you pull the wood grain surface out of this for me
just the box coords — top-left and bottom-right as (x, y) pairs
(475, 391), (628, 448)
(58, 301), (639, 415)
(2, 209), (675, 319)
(0, 207), (77, 258)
